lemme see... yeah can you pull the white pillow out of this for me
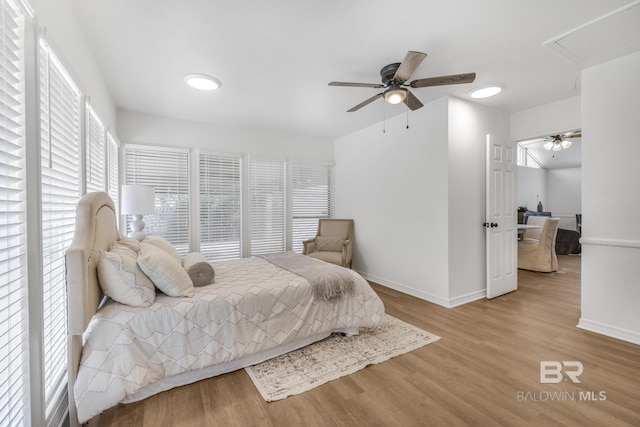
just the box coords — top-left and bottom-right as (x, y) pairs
(142, 235), (182, 262)
(117, 235), (142, 253)
(138, 242), (194, 297)
(97, 242), (156, 307)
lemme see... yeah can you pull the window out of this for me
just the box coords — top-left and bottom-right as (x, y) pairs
(125, 145), (189, 255)
(39, 39), (82, 420)
(106, 131), (119, 222)
(0, 1), (27, 424)
(249, 157), (285, 255)
(291, 162), (333, 253)
(517, 142), (541, 168)
(85, 104), (105, 193)
(199, 152), (241, 260)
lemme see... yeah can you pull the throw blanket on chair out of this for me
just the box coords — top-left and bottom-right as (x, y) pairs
(259, 252), (354, 301)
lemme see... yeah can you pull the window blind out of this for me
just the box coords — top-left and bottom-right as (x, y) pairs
(0, 1), (27, 424)
(39, 39), (82, 419)
(199, 152), (241, 260)
(106, 131), (119, 222)
(249, 157), (285, 255)
(125, 145), (189, 256)
(291, 162), (333, 253)
(85, 105), (105, 193)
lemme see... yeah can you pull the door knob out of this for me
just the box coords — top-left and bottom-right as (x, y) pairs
(491, 222), (498, 228)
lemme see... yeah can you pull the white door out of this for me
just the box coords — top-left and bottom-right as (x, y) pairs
(485, 134), (517, 298)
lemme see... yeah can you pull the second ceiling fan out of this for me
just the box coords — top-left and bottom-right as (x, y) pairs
(329, 51), (476, 112)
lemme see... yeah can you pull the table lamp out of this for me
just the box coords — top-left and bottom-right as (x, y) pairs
(121, 185), (155, 241)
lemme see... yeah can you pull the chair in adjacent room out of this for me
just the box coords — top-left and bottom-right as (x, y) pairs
(523, 215), (548, 240)
(302, 219), (354, 268)
(518, 217), (560, 272)
(523, 210), (552, 224)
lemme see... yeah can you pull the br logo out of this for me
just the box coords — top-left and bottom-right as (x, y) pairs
(540, 361), (584, 383)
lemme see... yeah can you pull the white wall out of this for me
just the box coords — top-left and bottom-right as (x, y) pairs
(517, 166), (546, 212)
(117, 110), (334, 160)
(32, 0), (116, 129)
(335, 96), (509, 307)
(510, 96), (581, 142)
(335, 97), (450, 305)
(517, 166), (581, 230)
(546, 168), (581, 230)
(579, 50), (640, 345)
(448, 97), (510, 304)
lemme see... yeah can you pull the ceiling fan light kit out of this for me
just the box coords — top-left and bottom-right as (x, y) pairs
(329, 50), (476, 112)
(543, 133), (580, 151)
(384, 87), (407, 104)
(185, 73), (221, 91)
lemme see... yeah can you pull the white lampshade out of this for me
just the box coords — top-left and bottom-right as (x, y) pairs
(560, 139), (572, 149)
(121, 185), (155, 215)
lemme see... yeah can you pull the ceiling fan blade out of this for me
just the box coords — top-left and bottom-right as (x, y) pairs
(562, 131), (582, 138)
(394, 51), (427, 82)
(519, 137), (548, 146)
(410, 72), (476, 88)
(347, 93), (383, 112)
(329, 82), (384, 88)
(403, 90), (423, 111)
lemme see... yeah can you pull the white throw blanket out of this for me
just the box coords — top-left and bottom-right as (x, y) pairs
(75, 256), (385, 423)
(259, 252), (353, 301)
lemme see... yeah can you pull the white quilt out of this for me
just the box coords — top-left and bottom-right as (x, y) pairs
(75, 256), (385, 422)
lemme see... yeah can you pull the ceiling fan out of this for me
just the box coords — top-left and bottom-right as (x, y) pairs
(329, 51), (476, 112)
(543, 131), (582, 151)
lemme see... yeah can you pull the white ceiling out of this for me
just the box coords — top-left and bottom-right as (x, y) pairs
(69, 0), (637, 139)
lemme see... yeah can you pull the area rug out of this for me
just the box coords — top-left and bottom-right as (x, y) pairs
(244, 315), (440, 401)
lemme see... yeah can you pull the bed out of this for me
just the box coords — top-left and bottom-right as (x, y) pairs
(65, 192), (385, 425)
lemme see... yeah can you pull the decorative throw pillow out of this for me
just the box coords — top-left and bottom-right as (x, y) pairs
(316, 236), (346, 252)
(182, 252), (215, 287)
(97, 242), (156, 307)
(142, 235), (182, 262)
(116, 235), (142, 253)
(137, 243), (194, 297)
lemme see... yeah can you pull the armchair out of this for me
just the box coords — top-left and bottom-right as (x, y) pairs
(518, 217), (560, 272)
(302, 219), (354, 268)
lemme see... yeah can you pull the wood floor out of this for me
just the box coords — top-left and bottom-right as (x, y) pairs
(87, 256), (640, 426)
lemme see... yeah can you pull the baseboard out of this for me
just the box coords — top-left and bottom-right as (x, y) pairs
(577, 318), (640, 345)
(448, 289), (486, 307)
(356, 271), (485, 308)
(356, 271), (451, 307)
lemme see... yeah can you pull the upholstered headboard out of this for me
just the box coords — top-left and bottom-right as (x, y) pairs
(66, 191), (118, 335)
(65, 191), (118, 426)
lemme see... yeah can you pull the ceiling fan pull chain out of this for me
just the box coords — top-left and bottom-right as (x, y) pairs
(382, 100), (386, 134)
(406, 103), (409, 129)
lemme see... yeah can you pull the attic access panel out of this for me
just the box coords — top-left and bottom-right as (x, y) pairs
(543, 0), (640, 68)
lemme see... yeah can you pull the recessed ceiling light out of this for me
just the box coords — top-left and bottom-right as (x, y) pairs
(469, 85), (502, 99)
(185, 73), (221, 91)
